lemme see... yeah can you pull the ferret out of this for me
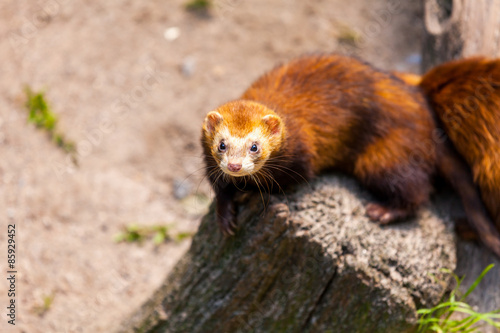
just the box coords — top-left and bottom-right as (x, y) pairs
(201, 54), (500, 258)
(420, 57), (500, 242)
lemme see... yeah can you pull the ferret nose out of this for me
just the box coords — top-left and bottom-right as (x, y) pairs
(228, 163), (242, 172)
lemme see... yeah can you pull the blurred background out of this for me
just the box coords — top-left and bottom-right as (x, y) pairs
(0, 1), (424, 332)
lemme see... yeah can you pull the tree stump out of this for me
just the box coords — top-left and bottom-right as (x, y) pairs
(116, 176), (457, 333)
(423, 1), (500, 326)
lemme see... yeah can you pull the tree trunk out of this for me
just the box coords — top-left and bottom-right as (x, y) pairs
(422, 0), (500, 327)
(422, 0), (500, 72)
(116, 176), (457, 333)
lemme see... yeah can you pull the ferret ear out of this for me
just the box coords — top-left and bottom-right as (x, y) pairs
(262, 115), (282, 135)
(204, 111), (223, 135)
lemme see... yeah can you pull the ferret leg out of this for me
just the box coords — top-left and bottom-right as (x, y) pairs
(215, 184), (238, 236)
(436, 141), (500, 257)
(365, 202), (415, 224)
(354, 157), (433, 225)
(454, 217), (481, 242)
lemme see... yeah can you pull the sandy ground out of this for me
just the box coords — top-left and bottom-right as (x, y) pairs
(0, 1), (424, 332)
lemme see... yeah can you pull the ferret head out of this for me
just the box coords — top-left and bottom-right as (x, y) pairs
(202, 100), (285, 177)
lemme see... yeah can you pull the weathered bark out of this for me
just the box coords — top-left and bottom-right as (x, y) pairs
(117, 176), (457, 333)
(422, 0), (500, 72)
(423, 1), (500, 327)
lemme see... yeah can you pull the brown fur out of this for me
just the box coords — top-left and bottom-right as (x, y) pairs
(242, 55), (437, 205)
(202, 54), (437, 234)
(420, 57), (500, 237)
(201, 54), (500, 257)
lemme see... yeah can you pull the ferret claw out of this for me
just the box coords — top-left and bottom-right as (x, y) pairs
(219, 218), (237, 237)
(365, 203), (411, 225)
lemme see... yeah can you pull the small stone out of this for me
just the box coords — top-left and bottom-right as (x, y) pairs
(173, 179), (192, 200)
(405, 53), (422, 65)
(163, 27), (180, 41)
(180, 57), (196, 77)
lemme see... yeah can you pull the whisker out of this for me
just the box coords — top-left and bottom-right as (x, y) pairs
(213, 170), (226, 189)
(259, 170), (272, 193)
(232, 176), (249, 192)
(258, 170), (275, 206)
(251, 174), (267, 211)
(259, 168), (290, 208)
(260, 168), (283, 195)
(263, 163), (312, 189)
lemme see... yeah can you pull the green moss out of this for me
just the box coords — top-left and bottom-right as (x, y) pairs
(26, 89), (57, 131)
(174, 231), (194, 242)
(337, 28), (361, 46)
(114, 224), (192, 245)
(335, 23), (362, 47)
(32, 293), (55, 317)
(185, 0), (212, 11)
(25, 87), (77, 161)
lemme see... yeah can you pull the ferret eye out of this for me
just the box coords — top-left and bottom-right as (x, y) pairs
(218, 142), (226, 152)
(250, 144), (258, 152)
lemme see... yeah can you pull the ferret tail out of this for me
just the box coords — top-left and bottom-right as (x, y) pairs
(435, 141), (500, 258)
(420, 57), (500, 256)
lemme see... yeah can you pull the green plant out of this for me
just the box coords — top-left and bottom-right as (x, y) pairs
(25, 87), (77, 160)
(185, 0), (212, 12)
(32, 293), (55, 317)
(114, 224), (193, 245)
(336, 26), (362, 47)
(174, 231), (194, 242)
(417, 264), (500, 332)
(26, 88), (57, 132)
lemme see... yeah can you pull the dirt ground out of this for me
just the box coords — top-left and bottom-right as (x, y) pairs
(0, 1), (424, 332)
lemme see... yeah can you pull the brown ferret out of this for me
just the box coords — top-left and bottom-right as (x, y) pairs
(201, 54), (500, 257)
(420, 57), (500, 238)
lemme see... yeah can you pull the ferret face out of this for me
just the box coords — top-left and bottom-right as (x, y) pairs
(202, 101), (284, 178)
(210, 126), (265, 177)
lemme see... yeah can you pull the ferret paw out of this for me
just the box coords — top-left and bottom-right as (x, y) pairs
(218, 217), (238, 237)
(365, 203), (412, 225)
(454, 217), (480, 242)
